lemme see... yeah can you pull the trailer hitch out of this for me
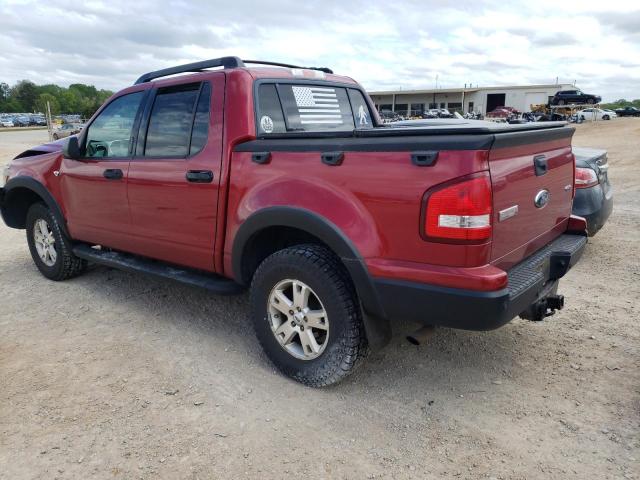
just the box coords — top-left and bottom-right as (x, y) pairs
(520, 294), (565, 322)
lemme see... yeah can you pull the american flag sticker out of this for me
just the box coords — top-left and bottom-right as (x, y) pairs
(292, 86), (343, 124)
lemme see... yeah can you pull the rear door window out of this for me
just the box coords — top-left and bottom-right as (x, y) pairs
(143, 82), (210, 157)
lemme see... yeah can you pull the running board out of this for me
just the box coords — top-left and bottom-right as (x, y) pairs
(72, 244), (244, 295)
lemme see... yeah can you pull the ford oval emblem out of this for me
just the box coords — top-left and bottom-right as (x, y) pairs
(534, 189), (550, 208)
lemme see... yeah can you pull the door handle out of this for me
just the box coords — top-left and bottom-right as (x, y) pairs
(103, 168), (123, 180)
(186, 170), (214, 183)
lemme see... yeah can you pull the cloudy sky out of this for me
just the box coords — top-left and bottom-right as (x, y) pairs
(1, 0), (638, 101)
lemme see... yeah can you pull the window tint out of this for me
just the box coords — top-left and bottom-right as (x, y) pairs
(145, 84), (199, 157)
(349, 89), (373, 128)
(189, 82), (211, 155)
(85, 91), (144, 158)
(276, 84), (354, 133)
(257, 84), (286, 134)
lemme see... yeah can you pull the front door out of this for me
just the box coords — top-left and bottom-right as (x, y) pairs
(126, 74), (224, 272)
(60, 89), (147, 251)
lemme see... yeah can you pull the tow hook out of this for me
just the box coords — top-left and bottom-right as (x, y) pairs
(520, 294), (565, 322)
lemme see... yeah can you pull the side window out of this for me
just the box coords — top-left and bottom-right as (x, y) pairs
(85, 91), (144, 158)
(348, 89), (373, 128)
(276, 84), (354, 133)
(189, 82), (211, 155)
(257, 84), (286, 134)
(144, 84), (200, 157)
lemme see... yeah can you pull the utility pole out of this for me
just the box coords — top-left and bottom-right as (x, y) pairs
(46, 101), (53, 142)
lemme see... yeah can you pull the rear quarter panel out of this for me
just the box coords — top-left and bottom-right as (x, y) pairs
(223, 148), (491, 275)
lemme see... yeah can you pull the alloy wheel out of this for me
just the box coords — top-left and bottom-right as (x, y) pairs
(267, 279), (329, 360)
(33, 218), (57, 267)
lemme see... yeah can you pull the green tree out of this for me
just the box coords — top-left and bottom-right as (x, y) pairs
(36, 93), (60, 115)
(11, 80), (38, 112)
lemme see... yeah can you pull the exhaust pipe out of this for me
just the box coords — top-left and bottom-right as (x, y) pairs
(406, 326), (435, 346)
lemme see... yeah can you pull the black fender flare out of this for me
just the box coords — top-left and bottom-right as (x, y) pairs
(232, 207), (391, 349)
(1, 176), (69, 237)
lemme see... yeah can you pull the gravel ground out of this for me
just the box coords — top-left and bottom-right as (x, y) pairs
(0, 121), (638, 479)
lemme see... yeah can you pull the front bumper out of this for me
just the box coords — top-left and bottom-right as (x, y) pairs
(373, 233), (587, 330)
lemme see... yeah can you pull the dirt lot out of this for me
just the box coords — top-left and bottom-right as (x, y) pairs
(0, 121), (638, 479)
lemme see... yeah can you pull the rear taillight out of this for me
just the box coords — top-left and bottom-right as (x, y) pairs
(424, 173), (492, 242)
(575, 167), (598, 188)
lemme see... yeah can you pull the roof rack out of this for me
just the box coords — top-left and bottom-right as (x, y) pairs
(134, 56), (245, 84)
(134, 56), (333, 85)
(242, 60), (333, 74)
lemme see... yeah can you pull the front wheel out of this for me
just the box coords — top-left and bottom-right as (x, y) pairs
(603, 115), (610, 120)
(250, 245), (368, 387)
(26, 203), (87, 280)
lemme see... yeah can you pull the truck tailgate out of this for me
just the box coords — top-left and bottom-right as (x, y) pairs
(489, 127), (575, 267)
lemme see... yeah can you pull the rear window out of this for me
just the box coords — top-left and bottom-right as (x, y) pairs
(256, 83), (373, 135)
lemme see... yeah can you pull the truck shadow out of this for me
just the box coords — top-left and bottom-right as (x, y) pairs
(57, 262), (550, 399)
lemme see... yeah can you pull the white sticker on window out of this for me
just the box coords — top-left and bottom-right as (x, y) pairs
(292, 86), (342, 124)
(260, 115), (274, 133)
(357, 105), (369, 126)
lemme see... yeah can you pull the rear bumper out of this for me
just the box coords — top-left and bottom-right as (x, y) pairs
(572, 184), (613, 236)
(373, 233), (587, 330)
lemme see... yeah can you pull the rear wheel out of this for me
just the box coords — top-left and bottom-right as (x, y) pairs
(26, 203), (87, 281)
(250, 244), (368, 387)
(558, 100), (565, 105)
(587, 98), (595, 104)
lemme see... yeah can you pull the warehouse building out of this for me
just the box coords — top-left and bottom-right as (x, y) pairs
(368, 83), (574, 117)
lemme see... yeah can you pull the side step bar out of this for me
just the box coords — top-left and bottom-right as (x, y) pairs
(72, 244), (245, 295)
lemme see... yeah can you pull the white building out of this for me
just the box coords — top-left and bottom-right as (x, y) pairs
(368, 83), (574, 116)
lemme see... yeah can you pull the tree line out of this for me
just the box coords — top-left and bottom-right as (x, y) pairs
(600, 99), (640, 110)
(0, 80), (114, 118)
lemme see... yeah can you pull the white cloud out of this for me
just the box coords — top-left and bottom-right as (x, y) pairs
(0, 0), (638, 100)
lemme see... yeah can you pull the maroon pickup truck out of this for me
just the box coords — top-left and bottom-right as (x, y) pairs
(0, 57), (587, 386)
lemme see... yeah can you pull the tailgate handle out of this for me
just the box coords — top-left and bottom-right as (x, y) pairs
(411, 151), (439, 166)
(321, 152), (344, 166)
(534, 155), (548, 176)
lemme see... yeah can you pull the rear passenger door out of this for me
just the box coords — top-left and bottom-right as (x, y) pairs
(126, 74), (225, 271)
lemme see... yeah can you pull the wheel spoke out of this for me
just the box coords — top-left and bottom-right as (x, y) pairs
(48, 246), (57, 263)
(274, 321), (297, 346)
(292, 281), (310, 309)
(299, 328), (321, 355)
(305, 310), (328, 330)
(270, 289), (293, 315)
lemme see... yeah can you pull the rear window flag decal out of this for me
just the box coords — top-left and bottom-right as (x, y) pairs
(292, 86), (343, 124)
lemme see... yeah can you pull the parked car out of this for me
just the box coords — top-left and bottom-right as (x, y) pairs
(602, 109), (617, 118)
(572, 147), (613, 236)
(614, 106), (640, 117)
(486, 108), (514, 120)
(0, 118), (14, 128)
(12, 115), (30, 127)
(551, 90), (601, 105)
(577, 108), (613, 121)
(52, 123), (81, 140)
(378, 109), (402, 122)
(0, 56), (587, 386)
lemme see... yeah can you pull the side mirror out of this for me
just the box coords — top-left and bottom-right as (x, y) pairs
(62, 136), (81, 159)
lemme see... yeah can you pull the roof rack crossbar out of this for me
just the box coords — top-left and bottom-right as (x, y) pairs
(242, 60), (333, 74)
(134, 56), (245, 84)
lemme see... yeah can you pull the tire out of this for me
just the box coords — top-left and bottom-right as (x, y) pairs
(52, 133), (59, 140)
(250, 244), (368, 387)
(587, 98), (594, 104)
(558, 100), (565, 105)
(603, 115), (610, 120)
(26, 203), (87, 281)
